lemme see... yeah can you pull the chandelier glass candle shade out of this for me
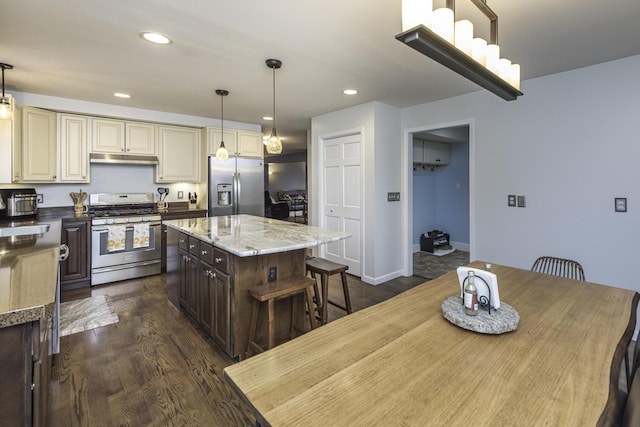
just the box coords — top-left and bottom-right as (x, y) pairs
(399, 0), (521, 100)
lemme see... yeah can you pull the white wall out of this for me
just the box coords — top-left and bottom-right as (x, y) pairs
(403, 54), (640, 292)
(3, 91), (261, 208)
(311, 102), (402, 284)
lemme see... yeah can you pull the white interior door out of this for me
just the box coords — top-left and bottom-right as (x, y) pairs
(321, 134), (362, 276)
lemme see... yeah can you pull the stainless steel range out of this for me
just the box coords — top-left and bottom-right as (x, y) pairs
(89, 193), (162, 285)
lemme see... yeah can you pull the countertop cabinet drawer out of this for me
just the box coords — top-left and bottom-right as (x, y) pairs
(178, 233), (188, 251)
(199, 242), (214, 265)
(188, 237), (200, 256)
(213, 248), (230, 274)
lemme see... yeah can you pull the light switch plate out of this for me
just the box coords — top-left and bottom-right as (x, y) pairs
(508, 195), (516, 207)
(177, 191), (184, 199)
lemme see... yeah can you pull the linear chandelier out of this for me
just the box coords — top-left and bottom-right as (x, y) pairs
(396, 0), (522, 101)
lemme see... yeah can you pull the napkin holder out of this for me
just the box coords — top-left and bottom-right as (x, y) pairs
(456, 267), (500, 313)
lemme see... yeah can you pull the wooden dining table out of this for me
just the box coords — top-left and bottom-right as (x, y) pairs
(223, 262), (639, 427)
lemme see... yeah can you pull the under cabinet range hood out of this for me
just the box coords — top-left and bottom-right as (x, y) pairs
(90, 153), (159, 165)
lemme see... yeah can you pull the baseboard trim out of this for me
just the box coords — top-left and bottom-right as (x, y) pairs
(361, 270), (403, 286)
(412, 241), (469, 253)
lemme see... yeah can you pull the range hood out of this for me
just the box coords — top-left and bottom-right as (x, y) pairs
(90, 153), (159, 165)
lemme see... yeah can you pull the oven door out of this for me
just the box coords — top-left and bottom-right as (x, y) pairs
(91, 222), (162, 285)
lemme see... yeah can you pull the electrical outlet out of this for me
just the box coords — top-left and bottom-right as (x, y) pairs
(508, 195), (516, 207)
(177, 191), (184, 199)
(36, 194), (44, 204)
(268, 266), (277, 282)
(517, 195), (526, 208)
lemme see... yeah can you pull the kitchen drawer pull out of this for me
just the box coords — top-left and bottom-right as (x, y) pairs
(201, 250), (208, 255)
(215, 257), (223, 263)
(189, 244), (195, 249)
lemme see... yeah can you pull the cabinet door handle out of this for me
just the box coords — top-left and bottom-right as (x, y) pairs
(201, 250), (208, 255)
(215, 257), (223, 263)
(189, 244), (195, 249)
(179, 239), (185, 243)
(208, 271), (216, 279)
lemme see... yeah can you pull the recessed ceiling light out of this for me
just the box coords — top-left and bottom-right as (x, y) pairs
(263, 116), (273, 121)
(139, 31), (173, 45)
(114, 92), (131, 99)
(343, 89), (358, 95)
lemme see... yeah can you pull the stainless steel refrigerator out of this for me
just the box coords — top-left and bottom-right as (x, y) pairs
(208, 156), (264, 217)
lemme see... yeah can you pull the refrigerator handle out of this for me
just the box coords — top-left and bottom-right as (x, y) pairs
(234, 172), (241, 215)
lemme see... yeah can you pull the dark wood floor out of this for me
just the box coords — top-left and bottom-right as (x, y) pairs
(49, 272), (426, 426)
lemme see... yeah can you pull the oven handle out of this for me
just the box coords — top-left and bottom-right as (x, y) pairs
(59, 244), (69, 261)
(92, 223), (161, 233)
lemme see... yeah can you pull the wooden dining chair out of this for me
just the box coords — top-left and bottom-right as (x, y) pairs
(622, 364), (640, 427)
(530, 256), (586, 281)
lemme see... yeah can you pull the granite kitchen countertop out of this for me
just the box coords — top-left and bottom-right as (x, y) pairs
(0, 219), (61, 328)
(163, 214), (350, 257)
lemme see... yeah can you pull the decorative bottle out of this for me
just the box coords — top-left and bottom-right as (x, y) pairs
(464, 271), (478, 316)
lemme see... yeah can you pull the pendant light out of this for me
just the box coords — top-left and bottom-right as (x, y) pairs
(0, 63), (14, 120)
(265, 59), (283, 155)
(215, 89), (229, 162)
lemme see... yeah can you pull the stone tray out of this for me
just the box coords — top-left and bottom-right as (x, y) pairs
(441, 296), (519, 334)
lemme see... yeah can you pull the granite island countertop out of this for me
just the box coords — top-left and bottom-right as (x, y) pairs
(163, 214), (350, 257)
(0, 219), (61, 328)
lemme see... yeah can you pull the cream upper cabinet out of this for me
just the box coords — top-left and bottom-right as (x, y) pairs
(413, 140), (450, 166)
(423, 141), (450, 165)
(204, 128), (263, 158)
(205, 128), (237, 156)
(156, 125), (201, 183)
(58, 113), (90, 182)
(19, 106), (57, 182)
(125, 122), (156, 155)
(91, 118), (124, 153)
(92, 118), (156, 155)
(237, 131), (263, 158)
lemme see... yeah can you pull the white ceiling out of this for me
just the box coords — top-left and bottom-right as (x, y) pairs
(2, 0), (640, 153)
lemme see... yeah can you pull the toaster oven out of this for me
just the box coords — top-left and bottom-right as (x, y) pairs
(0, 188), (38, 220)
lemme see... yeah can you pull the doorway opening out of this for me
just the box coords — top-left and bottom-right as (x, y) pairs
(402, 121), (473, 277)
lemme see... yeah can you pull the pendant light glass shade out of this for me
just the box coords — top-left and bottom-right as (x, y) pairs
(0, 63), (14, 120)
(215, 89), (229, 162)
(265, 59), (283, 155)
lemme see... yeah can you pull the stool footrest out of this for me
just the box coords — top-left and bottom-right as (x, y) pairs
(248, 277), (317, 301)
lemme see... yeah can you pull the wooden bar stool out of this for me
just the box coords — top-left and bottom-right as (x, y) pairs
(246, 277), (317, 357)
(306, 257), (352, 325)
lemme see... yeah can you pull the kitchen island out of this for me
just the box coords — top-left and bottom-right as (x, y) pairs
(0, 219), (61, 427)
(164, 214), (349, 359)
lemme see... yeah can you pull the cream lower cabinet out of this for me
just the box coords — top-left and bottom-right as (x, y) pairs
(156, 125), (201, 183)
(19, 106), (57, 182)
(58, 113), (90, 182)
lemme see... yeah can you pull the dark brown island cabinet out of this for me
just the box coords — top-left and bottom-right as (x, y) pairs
(160, 209), (207, 273)
(167, 228), (307, 360)
(0, 317), (50, 426)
